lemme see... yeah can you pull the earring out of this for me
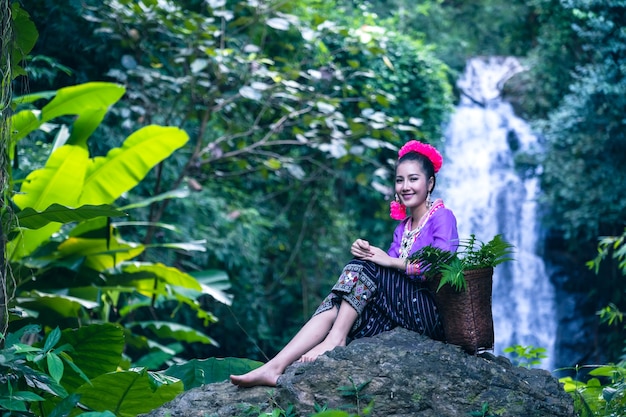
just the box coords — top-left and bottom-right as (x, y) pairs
(390, 194), (407, 220)
(427, 191), (432, 208)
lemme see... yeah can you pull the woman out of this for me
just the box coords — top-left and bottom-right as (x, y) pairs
(230, 140), (458, 387)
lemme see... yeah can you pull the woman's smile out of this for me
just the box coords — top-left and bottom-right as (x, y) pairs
(401, 192), (417, 202)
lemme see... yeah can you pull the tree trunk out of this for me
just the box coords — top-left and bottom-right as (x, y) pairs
(0, 0), (13, 339)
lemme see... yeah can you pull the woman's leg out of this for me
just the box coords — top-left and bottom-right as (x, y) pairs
(299, 259), (378, 361)
(299, 299), (358, 362)
(230, 306), (338, 387)
(231, 259), (377, 387)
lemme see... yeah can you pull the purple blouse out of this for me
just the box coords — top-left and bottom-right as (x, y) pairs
(387, 202), (459, 258)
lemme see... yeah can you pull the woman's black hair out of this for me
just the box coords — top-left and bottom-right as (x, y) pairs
(396, 151), (437, 192)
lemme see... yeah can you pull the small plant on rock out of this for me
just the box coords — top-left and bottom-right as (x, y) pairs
(504, 344), (548, 369)
(337, 377), (373, 416)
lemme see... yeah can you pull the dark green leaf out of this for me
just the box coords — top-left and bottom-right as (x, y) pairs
(59, 324), (125, 391)
(163, 357), (263, 389)
(43, 327), (62, 352)
(16, 204), (127, 230)
(75, 369), (183, 417)
(47, 393), (81, 417)
(129, 321), (216, 345)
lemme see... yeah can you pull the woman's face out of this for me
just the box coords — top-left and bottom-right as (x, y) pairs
(395, 160), (433, 211)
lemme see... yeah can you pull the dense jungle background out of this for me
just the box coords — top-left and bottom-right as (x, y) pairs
(2, 0), (626, 415)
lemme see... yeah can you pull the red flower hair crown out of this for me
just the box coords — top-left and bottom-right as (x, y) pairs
(398, 140), (443, 173)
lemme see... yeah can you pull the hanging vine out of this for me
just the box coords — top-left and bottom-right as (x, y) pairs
(0, 0), (14, 337)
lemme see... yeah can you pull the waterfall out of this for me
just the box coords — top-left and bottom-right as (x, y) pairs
(438, 57), (556, 370)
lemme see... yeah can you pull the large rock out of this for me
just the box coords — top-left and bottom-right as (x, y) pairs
(143, 328), (574, 417)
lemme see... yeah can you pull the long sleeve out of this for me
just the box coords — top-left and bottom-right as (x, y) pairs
(419, 208), (459, 254)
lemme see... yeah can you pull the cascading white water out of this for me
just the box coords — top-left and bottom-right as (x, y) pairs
(438, 57), (556, 370)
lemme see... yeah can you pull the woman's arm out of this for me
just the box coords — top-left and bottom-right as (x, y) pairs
(367, 246), (407, 270)
(352, 238), (407, 270)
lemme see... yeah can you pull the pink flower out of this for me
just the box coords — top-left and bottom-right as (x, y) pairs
(390, 200), (407, 220)
(398, 140), (443, 173)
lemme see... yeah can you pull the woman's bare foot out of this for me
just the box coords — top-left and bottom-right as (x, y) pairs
(230, 364), (281, 388)
(298, 336), (346, 362)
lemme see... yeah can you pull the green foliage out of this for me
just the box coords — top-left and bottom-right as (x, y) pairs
(76, 369), (182, 416)
(560, 364), (626, 417)
(588, 230), (626, 277)
(361, 0), (537, 73)
(558, 229), (626, 417)
(503, 344), (548, 369)
(8, 2), (38, 79)
(586, 229), (626, 361)
(14, 203), (127, 230)
(1, 325), (70, 412)
(506, 0), (581, 119)
(6, 81), (231, 370)
(512, 0), (626, 370)
(533, 2), (626, 245)
(0, 323), (183, 416)
(410, 234), (515, 292)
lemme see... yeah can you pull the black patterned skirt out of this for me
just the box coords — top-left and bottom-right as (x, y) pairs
(314, 259), (444, 341)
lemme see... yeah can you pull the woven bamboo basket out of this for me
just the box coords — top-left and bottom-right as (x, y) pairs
(427, 267), (494, 354)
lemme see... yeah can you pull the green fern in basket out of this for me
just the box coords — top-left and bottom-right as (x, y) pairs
(409, 234), (515, 292)
(460, 234), (515, 269)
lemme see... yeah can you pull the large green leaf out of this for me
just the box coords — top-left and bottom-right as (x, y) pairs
(128, 321), (216, 345)
(163, 357), (263, 389)
(75, 369), (182, 417)
(57, 237), (145, 272)
(68, 217), (109, 239)
(78, 125), (189, 206)
(17, 291), (99, 320)
(11, 2), (38, 79)
(133, 341), (184, 369)
(9, 145), (89, 260)
(113, 263), (219, 325)
(118, 187), (190, 211)
(121, 262), (202, 293)
(13, 145), (88, 211)
(16, 204), (127, 230)
(147, 240), (207, 252)
(12, 83), (124, 147)
(59, 324), (125, 392)
(10, 109), (40, 143)
(12, 91), (57, 106)
(41, 82), (124, 121)
(190, 269), (233, 305)
(67, 108), (110, 147)
(40, 82), (126, 148)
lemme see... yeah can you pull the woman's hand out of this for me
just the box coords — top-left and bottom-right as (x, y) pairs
(351, 239), (372, 259)
(366, 246), (394, 267)
(351, 239), (397, 268)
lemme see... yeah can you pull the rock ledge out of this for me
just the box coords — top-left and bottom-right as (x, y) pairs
(144, 328), (574, 417)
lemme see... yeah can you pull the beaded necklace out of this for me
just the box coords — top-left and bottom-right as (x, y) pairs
(398, 199), (443, 259)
